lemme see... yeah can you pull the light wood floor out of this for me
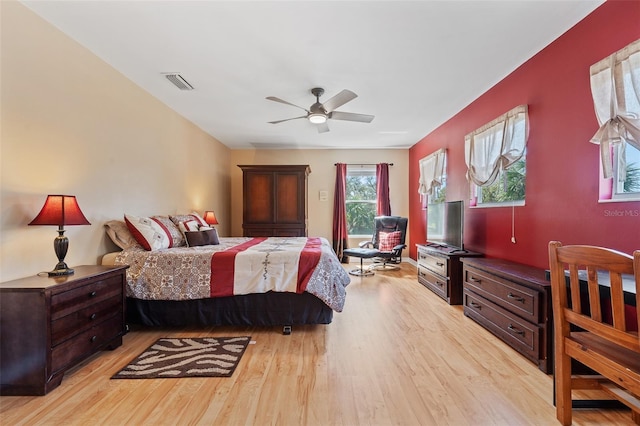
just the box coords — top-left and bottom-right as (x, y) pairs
(1, 262), (635, 425)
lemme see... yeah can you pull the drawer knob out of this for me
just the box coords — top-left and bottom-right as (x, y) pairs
(90, 335), (97, 343)
(507, 324), (525, 336)
(90, 313), (97, 321)
(89, 291), (97, 298)
(507, 293), (525, 303)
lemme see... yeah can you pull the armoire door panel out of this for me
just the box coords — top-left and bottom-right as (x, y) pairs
(244, 173), (274, 223)
(276, 173), (302, 223)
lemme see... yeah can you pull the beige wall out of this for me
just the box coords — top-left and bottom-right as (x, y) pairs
(230, 149), (410, 250)
(0, 2), (231, 281)
(0, 2), (411, 282)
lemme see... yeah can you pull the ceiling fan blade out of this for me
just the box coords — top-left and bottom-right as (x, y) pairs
(317, 122), (330, 133)
(268, 115), (307, 124)
(321, 89), (357, 113)
(266, 96), (309, 112)
(330, 111), (375, 123)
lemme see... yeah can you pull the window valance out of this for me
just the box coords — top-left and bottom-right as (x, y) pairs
(590, 38), (640, 180)
(418, 148), (446, 198)
(464, 105), (529, 187)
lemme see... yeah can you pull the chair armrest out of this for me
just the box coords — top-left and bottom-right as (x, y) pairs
(392, 244), (406, 252)
(359, 241), (374, 248)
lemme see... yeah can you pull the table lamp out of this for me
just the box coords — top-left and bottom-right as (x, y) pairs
(203, 211), (219, 227)
(29, 195), (91, 276)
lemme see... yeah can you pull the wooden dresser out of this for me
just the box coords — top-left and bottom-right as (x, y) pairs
(239, 164), (310, 237)
(0, 265), (128, 395)
(416, 244), (482, 305)
(461, 257), (552, 373)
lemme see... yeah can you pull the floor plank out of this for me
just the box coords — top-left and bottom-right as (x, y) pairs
(0, 262), (635, 425)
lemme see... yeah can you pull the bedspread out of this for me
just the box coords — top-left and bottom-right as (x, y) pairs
(114, 237), (350, 311)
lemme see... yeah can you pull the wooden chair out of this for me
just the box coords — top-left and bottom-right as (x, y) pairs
(548, 241), (640, 425)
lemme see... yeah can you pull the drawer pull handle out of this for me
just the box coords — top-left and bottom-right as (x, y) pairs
(508, 324), (524, 335)
(89, 291), (97, 298)
(507, 293), (525, 303)
(469, 302), (482, 309)
(90, 313), (97, 321)
(436, 281), (444, 287)
(436, 262), (444, 267)
(470, 278), (482, 284)
(90, 335), (97, 343)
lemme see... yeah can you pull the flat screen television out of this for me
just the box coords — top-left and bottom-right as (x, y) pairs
(426, 200), (465, 251)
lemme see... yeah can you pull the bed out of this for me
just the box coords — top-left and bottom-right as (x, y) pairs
(102, 222), (350, 333)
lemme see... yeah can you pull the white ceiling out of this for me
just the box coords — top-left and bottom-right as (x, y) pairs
(21, 0), (603, 150)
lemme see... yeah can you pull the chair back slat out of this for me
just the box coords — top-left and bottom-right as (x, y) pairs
(586, 267), (602, 322)
(609, 272), (626, 330)
(568, 265), (583, 314)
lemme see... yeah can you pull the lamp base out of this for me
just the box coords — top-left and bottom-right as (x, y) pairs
(48, 263), (74, 277)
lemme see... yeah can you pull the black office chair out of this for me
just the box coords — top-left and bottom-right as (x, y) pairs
(343, 216), (408, 276)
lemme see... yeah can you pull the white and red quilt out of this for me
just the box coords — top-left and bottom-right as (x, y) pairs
(114, 237), (350, 311)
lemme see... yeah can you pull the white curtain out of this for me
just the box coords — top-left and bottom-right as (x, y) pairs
(464, 105), (528, 187)
(418, 148), (446, 199)
(590, 38), (640, 180)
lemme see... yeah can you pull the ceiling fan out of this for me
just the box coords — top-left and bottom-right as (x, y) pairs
(266, 87), (374, 133)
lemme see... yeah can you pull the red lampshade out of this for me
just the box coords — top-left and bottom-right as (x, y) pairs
(29, 195), (90, 226)
(203, 211), (219, 225)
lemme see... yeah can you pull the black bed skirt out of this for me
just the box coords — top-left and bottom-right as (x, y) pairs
(126, 291), (333, 327)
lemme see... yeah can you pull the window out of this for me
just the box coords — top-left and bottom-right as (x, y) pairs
(591, 38), (640, 202)
(465, 105), (528, 206)
(477, 156), (526, 204)
(418, 148), (447, 205)
(346, 166), (377, 236)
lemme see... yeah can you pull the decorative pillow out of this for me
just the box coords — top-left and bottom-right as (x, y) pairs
(185, 228), (220, 247)
(152, 215), (186, 247)
(104, 220), (141, 250)
(178, 220), (201, 234)
(378, 231), (402, 252)
(124, 214), (173, 251)
(169, 212), (207, 228)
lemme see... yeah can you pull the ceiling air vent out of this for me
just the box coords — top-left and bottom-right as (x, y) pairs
(163, 73), (194, 90)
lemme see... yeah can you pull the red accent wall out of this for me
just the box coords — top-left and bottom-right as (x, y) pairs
(408, 0), (640, 270)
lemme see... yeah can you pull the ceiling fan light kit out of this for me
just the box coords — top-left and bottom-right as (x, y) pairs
(266, 87), (374, 133)
(308, 113), (327, 124)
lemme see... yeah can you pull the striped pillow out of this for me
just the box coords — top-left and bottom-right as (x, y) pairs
(124, 214), (173, 251)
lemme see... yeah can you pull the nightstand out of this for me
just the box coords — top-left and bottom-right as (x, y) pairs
(0, 265), (129, 395)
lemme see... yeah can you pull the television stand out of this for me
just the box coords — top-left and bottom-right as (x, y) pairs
(416, 244), (482, 305)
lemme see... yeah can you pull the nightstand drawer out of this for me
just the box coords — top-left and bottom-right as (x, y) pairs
(51, 295), (122, 346)
(50, 276), (122, 320)
(51, 314), (123, 373)
(464, 266), (540, 322)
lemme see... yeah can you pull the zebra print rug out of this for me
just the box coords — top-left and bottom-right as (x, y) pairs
(112, 336), (251, 379)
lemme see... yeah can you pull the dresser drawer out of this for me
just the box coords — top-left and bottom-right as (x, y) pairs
(418, 266), (448, 300)
(50, 276), (122, 320)
(463, 289), (541, 363)
(51, 295), (122, 346)
(464, 266), (541, 323)
(51, 315), (123, 373)
(418, 252), (448, 277)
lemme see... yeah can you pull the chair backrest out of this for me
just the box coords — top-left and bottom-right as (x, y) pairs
(548, 241), (640, 353)
(371, 216), (408, 251)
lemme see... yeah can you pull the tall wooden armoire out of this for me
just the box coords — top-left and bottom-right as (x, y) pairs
(238, 165), (310, 237)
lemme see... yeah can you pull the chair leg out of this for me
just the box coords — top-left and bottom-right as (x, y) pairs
(556, 350), (573, 426)
(348, 257), (374, 277)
